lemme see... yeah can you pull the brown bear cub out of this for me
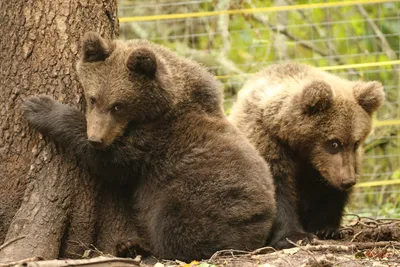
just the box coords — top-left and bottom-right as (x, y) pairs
(229, 63), (384, 249)
(21, 32), (276, 261)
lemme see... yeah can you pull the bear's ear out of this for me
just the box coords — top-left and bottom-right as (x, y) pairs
(80, 32), (112, 62)
(353, 81), (385, 114)
(126, 47), (157, 77)
(300, 80), (333, 114)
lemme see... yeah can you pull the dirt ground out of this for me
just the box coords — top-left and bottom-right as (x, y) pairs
(1, 216), (399, 267)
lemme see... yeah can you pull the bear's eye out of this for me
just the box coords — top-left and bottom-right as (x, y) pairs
(326, 139), (342, 154)
(354, 141), (360, 150)
(111, 103), (123, 112)
(89, 96), (95, 105)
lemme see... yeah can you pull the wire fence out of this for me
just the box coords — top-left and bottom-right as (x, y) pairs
(118, 0), (400, 218)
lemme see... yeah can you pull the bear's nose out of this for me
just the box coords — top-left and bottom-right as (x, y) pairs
(341, 179), (356, 190)
(88, 137), (105, 149)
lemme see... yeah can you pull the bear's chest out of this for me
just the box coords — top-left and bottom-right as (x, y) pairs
(296, 167), (337, 215)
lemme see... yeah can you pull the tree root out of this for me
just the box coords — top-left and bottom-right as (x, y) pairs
(1, 256), (140, 267)
(0, 236), (26, 251)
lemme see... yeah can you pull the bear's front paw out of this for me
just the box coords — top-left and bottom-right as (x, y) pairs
(21, 95), (58, 130)
(116, 240), (152, 258)
(315, 228), (342, 240)
(22, 95), (57, 117)
(273, 232), (316, 250)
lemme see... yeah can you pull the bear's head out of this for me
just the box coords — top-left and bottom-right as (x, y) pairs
(289, 79), (384, 191)
(76, 32), (173, 149)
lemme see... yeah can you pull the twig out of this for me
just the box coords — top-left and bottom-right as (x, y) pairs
(377, 218), (400, 222)
(248, 246), (276, 256)
(339, 226), (354, 232)
(359, 220), (379, 228)
(357, 3), (399, 110)
(377, 219), (397, 226)
(351, 241), (400, 250)
(0, 236), (26, 251)
(343, 214), (400, 231)
(350, 231), (364, 242)
(357, 5), (398, 62)
(67, 238), (117, 258)
(283, 0), (359, 76)
(278, 255), (296, 267)
(216, 0), (231, 55)
(286, 239), (322, 267)
(311, 240), (400, 250)
(343, 213), (361, 227)
(175, 43), (244, 75)
(360, 216), (397, 226)
(4, 256), (141, 267)
(246, 0), (360, 76)
(0, 257), (43, 267)
(208, 249), (250, 262)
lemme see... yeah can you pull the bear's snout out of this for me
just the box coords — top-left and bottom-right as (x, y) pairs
(338, 163), (357, 190)
(88, 136), (106, 149)
(86, 109), (123, 149)
(340, 179), (356, 190)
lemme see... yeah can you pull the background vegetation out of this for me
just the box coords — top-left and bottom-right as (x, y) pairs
(118, 0), (400, 218)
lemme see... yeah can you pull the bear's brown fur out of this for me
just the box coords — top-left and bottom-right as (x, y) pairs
(21, 32), (276, 261)
(229, 63), (384, 249)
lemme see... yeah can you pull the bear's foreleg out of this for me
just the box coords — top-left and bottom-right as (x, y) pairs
(304, 190), (349, 240)
(22, 95), (92, 162)
(266, 150), (316, 249)
(267, 173), (315, 248)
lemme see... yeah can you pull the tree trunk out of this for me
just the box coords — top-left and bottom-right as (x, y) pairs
(0, 0), (118, 261)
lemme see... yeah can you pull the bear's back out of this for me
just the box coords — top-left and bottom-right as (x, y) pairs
(229, 63), (361, 135)
(236, 63), (357, 108)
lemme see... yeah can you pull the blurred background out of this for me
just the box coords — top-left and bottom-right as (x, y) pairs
(118, 0), (400, 218)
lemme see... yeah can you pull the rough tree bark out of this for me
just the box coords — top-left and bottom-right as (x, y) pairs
(0, 0), (118, 261)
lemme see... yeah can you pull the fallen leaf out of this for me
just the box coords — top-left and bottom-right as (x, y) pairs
(82, 249), (91, 258)
(365, 250), (374, 258)
(282, 247), (300, 255)
(198, 263), (218, 267)
(354, 251), (365, 259)
(180, 260), (199, 267)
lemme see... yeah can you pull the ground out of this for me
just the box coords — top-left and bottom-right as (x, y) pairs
(0, 216), (399, 267)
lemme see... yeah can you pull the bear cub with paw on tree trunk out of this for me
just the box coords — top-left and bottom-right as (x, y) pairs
(230, 63), (385, 249)
(21, 32), (276, 261)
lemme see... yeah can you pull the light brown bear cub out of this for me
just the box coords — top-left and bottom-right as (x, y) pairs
(22, 32), (276, 261)
(229, 63), (384, 249)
